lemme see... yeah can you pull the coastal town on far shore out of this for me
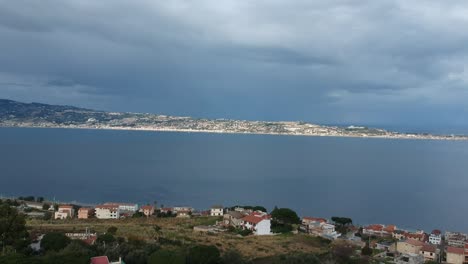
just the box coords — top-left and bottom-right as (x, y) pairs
(2, 98), (468, 142)
(2, 195), (468, 264)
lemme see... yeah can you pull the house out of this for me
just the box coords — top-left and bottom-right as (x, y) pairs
(78, 208), (94, 219)
(65, 230), (97, 245)
(393, 229), (427, 242)
(90, 256), (124, 264)
(445, 232), (467, 248)
(396, 239), (425, 254)
(210, 205), (224, 216)
(95, 205), (120, 219)
(241, 213), (271, 235)
(140, 205), (155, 217)
(302, 217), (327, 226)
(419, 243), (438, 262)
(428, 229), (442, 245)
(223, 211), (245, 228)
(464, 243), (468, 263)
(54, 205), (75, 219)
(363, 224), (396, 237)
(160, 207), (173, 214)
(301, 217), (340, 240)
(375, 241), (395, 251)
(24, 201), (44, 210)
(446, 246), (465, 264)
(394, 253), (424, 264)
(103, 202), (138, 213)
(173, 206), (193, 213)
(177, 210), (191, 218)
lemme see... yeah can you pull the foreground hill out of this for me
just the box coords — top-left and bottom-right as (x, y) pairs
(0, 99), (466, 140)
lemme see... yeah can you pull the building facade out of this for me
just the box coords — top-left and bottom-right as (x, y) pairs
(78, 208), (94, 219)
(54, 205), (75, 219)
(241, 213), (271, 235)
(210, 205), (224, 216)
(140, 205), (155, 217)
(95, 205), (120, 219)
(446, 247), (465, 264)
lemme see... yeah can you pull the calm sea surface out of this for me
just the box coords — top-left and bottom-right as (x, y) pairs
(1, 127), (468, 232)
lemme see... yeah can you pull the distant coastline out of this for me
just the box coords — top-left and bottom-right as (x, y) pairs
(2, 123), (468, 141)
(1, 98), (467, 141)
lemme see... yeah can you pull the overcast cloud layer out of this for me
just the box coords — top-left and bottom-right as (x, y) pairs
(1, 0), (468, 131)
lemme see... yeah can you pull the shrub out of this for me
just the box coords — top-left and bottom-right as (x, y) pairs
(187, 245), (221, 264)
(107, 226), (118, 235)
(148, 249), (185, 264)
(41, 232), (71, 252)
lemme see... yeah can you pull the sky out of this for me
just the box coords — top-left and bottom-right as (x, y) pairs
(1, 0), (468, 131)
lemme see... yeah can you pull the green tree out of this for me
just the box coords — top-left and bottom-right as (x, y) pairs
(148, 249), (185, 264)
(36, 197), (44, 203)
(252, 206), (267, 212)
(97, 233), (116, 245)
(331, 217), (353, 226)
(0, 204), (29, 254)
(43, 212), (52, 221)
(187, 245), (221, 264)
(41, 232), (71, 252)
(42, 203), (50, 211)
(132, 212), (145, 218)
(270, 208), (300, 224)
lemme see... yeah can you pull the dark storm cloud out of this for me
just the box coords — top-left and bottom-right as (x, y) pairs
(0, 0), (467, 129)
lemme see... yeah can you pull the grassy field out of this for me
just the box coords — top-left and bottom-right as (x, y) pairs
(27, 216), (330, 260)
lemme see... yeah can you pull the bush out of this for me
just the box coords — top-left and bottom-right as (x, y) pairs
(41, 232), (71, 252)
(187, 245), (221, 264)
(361, 246), (372, 256)
(222, 249), (251, 264)
(271, 220), (293, 234)
(97, 233), (116, 245)
(107, 226), (118, 235)
(124, 249), (147, 264)
(148, 249), (185, 264)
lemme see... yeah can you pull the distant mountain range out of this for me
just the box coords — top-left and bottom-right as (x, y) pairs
(0, 99), (466, 140)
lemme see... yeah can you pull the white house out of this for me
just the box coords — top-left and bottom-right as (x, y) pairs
(241, 213), (271, 235)
(54, 205), (75, 219)
(95, 205), (120, 219)
(24, 201), (44, 210)
(428, 230), (442, 245)
(321, 223), (340, 239)
(210, 205), (224, 216)
(173, 206), (193, 213)
(104, 203), (138, 213)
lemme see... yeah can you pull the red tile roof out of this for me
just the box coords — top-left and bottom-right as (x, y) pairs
(405, 239), (426, 247)
(141, 205), (154, 210)
(303, 217), (327, 223)
(90, 256), (110, 264)
(365, 224), (384, 231)
(432, 229), (441, 235)
(83, 235), (97, 245)
(447, 246), (465, 255)
(421, 244), (436, 253)
(95, 205), (119, 210)
(59, 205), (73, 209)
(242, 214), (269, 224)
(384, 225), (396, 233)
